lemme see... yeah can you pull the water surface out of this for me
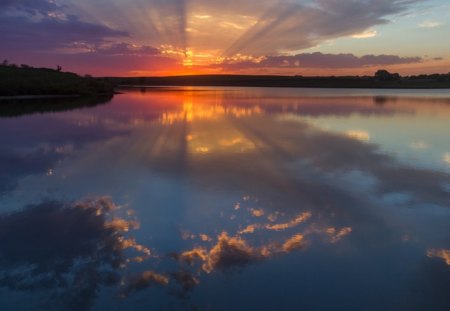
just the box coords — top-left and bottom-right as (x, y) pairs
(0, 87), (449, 310)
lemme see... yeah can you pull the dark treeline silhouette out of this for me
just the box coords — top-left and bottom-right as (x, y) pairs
(2, 60), (450, 95)
(109, 69), (450, 89)
(0, 61), (114, 96)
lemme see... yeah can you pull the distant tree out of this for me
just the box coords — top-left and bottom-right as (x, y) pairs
(20, 64), (31, 69)
(374, 69), (401, 81)
(1, 59), (8, 66)
(56, 65), (62, 72)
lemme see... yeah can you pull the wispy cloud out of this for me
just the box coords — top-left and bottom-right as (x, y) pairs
(221, 0), (421, 56)
(419, 21), (443, 28)
(352, 29), (378, 39)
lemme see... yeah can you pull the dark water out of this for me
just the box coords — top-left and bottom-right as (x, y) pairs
(0, 87), (449, 310)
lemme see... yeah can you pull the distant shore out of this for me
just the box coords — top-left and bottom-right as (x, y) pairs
(2, 65), (449, 100)
(107, 73), (450, 90)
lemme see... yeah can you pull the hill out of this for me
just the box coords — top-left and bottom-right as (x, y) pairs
(0, 64), (113, 96)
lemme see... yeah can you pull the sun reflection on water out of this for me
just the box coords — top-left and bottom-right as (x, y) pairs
(159, 94), (263, 125)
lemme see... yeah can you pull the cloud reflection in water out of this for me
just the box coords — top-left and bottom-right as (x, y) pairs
(167, 197), (352, 297)
(0, 197), (149, 310)
(427, 249), (450, 266)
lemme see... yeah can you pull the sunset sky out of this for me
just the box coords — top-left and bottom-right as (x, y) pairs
(1, 0), (449, 76)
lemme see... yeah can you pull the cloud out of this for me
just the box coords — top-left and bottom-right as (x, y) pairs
(265, 212), (312, 231)
(0, 1), (128, 57)
(217, 52), (422, 70)
(221, 0), (421, 56)
(352, 29), (378, 39)
(443, 153), (450, 165)
(346, 130), (371, 142)
(0, 0), (63, 15)
(0, 14), (127, 53)
(95, 43), (160, 56)
(419, 21), (442, 28)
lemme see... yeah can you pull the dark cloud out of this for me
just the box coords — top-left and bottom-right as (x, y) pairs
(94, 43), (160, 56)
(0, 2), (127, 58)
(218, 52), (422, 70)
(0, 0), (63, 15)
(0, 14), (127, 53)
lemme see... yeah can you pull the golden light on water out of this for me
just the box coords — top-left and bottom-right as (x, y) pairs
(159, 102), (263, 124)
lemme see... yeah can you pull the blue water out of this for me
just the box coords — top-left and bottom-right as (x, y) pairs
(0, 87), (449, 310)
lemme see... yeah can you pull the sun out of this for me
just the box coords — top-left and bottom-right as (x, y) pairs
(183, 50), (194, 67)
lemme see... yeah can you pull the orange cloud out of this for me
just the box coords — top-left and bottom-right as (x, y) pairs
(265, 212), (312, 231)
(281, 234), (307, 252)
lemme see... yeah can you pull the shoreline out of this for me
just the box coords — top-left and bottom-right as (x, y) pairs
(117, 84), (450, 90)
(108, 74), (450, 90)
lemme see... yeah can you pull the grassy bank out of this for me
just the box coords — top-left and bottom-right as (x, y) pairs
(0, 65), (114, 96)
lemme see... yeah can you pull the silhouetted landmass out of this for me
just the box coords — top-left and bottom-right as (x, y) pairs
(109, 70), (450, 89)
(0, 94), (113, 118)
(0, 63), (114, 96)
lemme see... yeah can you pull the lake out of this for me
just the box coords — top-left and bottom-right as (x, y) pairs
(0, 87), (449, 310)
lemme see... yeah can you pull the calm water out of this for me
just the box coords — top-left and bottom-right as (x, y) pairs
(0, 87), (449, 310)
